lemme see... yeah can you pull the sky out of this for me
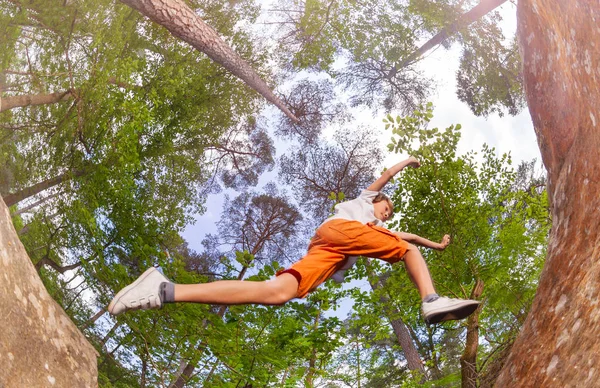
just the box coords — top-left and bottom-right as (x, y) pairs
(182, 1), (541, 243)
(180, 1), (543, 315)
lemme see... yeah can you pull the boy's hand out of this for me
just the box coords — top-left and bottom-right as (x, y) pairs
(407, 156), (421, 168)
(437, 234), (450, 250)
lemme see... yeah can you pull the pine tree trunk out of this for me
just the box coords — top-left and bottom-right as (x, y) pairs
(101, 321), (123, 348)
(34, 256), (82, 274)
(0, 197), (98, 385)
(12, 193), (59, 215)
(2, 169), (86, 207)
(83, 308), (106, 329)
(0, 90), (73, 112)
(400, 0), (508, 68)
(496, 1), (600, 386)
(119, 0), (298, 122)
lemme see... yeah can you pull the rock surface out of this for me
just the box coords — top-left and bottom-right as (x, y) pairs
(497, 1), (600, 386)
(0, 198), (98, 387)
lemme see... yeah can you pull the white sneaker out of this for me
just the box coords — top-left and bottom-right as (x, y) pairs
(108, 267), (171, 316)
(421, 297), (480, 324)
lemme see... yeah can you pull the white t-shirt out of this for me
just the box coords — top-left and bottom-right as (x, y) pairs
(324, 189), (384, 227)
(324, 190), (385, 282)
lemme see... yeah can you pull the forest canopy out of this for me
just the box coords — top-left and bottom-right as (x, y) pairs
(1, 0), (548, 386)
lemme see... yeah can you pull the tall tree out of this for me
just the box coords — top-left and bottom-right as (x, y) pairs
(456, 33), (524, 117)
(279, 126), (383, 220)
(365, 260), (425, 373)
(496, 0), (600, 385)
(277, 78), (350, 144)
(169, 184), (304, 387)
(268, 0), (433, 113)
(0, 198), (98, 387)
(268, 0), (522, 116)
(1, 2), (285, 385)
(119, 0), (298, 121)
(399, 0), (508, 68)
(357, 104), (549, 385)
(1, 0), (273, 204)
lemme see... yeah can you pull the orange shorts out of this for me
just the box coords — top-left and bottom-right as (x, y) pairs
(277, 219), (409, 298)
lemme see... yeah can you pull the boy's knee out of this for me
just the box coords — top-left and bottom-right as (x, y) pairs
(266, 281), (297, 305)
(405, 243), (418, 252)
(269, 288), (295, 305)
(270, 293), (293, 305)
(401, 243), (419, 259)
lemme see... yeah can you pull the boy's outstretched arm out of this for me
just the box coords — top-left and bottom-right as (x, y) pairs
(396, 232), (451, 251)
(367, 156), (420, 192)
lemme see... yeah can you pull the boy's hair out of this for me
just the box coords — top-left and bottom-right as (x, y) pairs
(373, 193), (394, 214)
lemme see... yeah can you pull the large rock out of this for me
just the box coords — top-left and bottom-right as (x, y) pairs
(0, 198), (98, 386)
(496, 1), (600, 386)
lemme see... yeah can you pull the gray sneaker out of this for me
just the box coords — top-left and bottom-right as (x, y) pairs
(422, 297), (480, 324)
(108, 267), (171, 316)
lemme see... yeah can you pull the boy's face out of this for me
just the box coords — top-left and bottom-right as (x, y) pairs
(373, 200), (392, 222)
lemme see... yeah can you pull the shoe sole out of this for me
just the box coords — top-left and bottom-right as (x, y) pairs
(108, 267), (158, 315)
(425, 301), (480, 324)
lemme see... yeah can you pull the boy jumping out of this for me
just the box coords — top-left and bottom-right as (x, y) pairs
(108, 156), (480, 324)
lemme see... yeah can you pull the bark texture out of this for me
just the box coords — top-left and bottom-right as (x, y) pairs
(119, 0), (299, 122)
(0, 90), (73, 112)
(496, 1), (600, 386)
(0, 197), (98, 386)
(2, 169), (87, 207)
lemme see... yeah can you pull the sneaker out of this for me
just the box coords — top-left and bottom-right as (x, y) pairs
(422, 297), (480, 324)
(108, 267), (171, 316)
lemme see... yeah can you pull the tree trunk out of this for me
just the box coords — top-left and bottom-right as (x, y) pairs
(496, 1), (600, 386)
(400, 0), (507, 68)
(34, 256), (82, 274)
(366, 260), (425, 374)
(460, 279), (484, 388)
(0, 77), (137, 114)
(118, 0), (298, 122)
(140, 357), (148, 388)
(12, 193), (59, 215)
(0, 90), (73, 112)
(101, 321), (123, 348)
(2, 169), (86, 207)
(0, 197), (98, 386)
(83, 308), (106, 329)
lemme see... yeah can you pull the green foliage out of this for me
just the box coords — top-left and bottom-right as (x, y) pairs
(377, 104), (549, 384)
(457, 32), (525, 117)
(270, 0), (519, 115)
(1, 0), (541, 386)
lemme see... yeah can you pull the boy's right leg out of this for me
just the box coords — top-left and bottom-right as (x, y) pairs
(174, 273), (299, 305)
(108, 268), (299, 316)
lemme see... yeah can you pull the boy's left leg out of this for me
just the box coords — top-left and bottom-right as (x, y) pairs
(317, 221), (481, 324)
(108, 268), (299, 316)
(402, 244), (480, 324)
(402, 243), (436, 298)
